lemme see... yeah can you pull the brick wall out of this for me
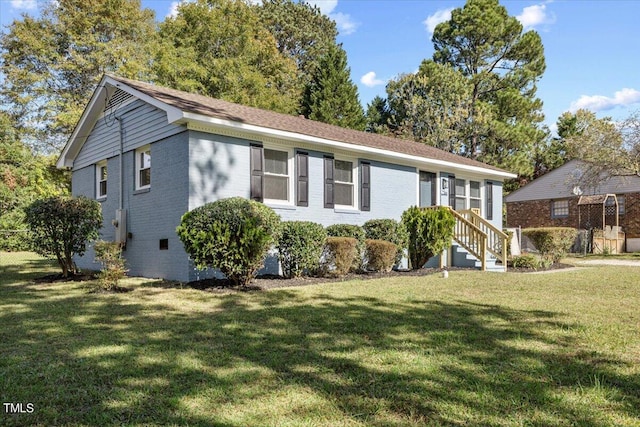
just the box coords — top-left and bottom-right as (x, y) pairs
(506, 198), (579, 229)
(506, 193), (640, 237)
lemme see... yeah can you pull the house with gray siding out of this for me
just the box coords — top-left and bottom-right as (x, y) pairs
(57, 75), (516, 281)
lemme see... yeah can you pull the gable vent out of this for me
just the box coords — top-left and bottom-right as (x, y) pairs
(104, 88), (134, 113)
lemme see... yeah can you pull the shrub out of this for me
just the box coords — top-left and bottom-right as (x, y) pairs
(363, 218), (408, 265)
(24, 196), (102, 277)
(326, 224), (365, 270)
(94, 241), (127, 290)
(522, 227), (578, 263)
(401, 206), (455, 270)
(323, 237), (358, 276)
(176, 197), (280, 287)
(365, 239), (397, 272)
(510, 254), (541, 270)
(277, 221), (326, 278)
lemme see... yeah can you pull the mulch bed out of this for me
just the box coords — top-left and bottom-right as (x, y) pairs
(34, 272), (98, 283)
(33, 263), (575, 293)
(190, 268), (455, 292)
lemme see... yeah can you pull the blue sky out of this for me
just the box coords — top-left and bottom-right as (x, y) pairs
(2, 0), (640, 132)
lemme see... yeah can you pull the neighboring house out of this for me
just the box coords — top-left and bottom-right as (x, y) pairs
(57, 75), (515, 281)
(505, 159), (640, 251)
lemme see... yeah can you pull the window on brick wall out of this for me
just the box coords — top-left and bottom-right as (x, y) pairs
(551, 199), (569, 218)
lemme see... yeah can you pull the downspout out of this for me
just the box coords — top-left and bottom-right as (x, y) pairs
(112, 116), (127, 247)
(116, 116), (124, 211)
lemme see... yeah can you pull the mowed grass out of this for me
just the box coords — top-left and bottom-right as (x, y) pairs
(1, 253), (639, 426)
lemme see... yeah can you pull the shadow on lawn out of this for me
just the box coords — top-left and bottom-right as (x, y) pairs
(1, 282), (638, 426)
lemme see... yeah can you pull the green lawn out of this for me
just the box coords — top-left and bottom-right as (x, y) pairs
(1, 253), (639, 426)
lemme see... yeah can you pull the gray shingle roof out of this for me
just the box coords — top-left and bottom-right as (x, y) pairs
(111, 75), (511, 175)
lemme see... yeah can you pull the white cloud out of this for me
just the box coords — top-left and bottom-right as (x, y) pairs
(569, 88), (640, 112)
(360, 71), (384, 88)
(11, 0), (37, 10)
(167, 1), (181, 18)
(516, 3), (555, 29)
(307, 1), (358, 35)
(332, 12), (359, 35)
(307, 0), (338, 15)
(424, 8), (453, 34)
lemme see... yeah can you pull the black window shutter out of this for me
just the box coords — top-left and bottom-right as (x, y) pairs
(324, 156), (334, 208)
(430, 173), (437, 206)
(296, 151), (309, 207)
(360, 162), (370, 211)
(250, 144), (264, 201)
(448, 175), (456, 208)
(486, 181), (494, 220)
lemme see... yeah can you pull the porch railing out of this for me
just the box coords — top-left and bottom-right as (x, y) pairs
(422, 206), (508, 271)
(459, 209), (509, 269)
(423, 206), (487, 271)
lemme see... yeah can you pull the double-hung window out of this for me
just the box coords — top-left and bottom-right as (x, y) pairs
(136, 145), (151, 190)
(96, 161), (107, 199)
(454, 178), (466, 210)
(469, 181), (481, 210)
(249, 144), (294, 205)
(263, 148), (290, 202)
(334, 160), (354, 207)
(324, 157), (369, 210)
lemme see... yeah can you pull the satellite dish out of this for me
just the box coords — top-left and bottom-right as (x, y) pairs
(573, 186), (583, 196)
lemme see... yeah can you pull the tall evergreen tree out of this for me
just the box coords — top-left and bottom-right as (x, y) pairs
(365, 96), (391, 133)
(303, 44), (365, 130)
(431, 0), (546, 175)
(0, 0), (159, 152)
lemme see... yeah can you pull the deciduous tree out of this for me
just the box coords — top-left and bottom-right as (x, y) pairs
(1, 0), (159, 152)
(155, 0), (301, 114)
(563, 109), (640, 185)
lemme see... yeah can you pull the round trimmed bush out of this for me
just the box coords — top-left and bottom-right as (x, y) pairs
(365, 239), (397, 272)
(326, 223), (365, 270)
(323, 237), (358, 276)
(176, 197), (280, 286)
(363, 218), (408, 265)
(277, 221), (326, 278)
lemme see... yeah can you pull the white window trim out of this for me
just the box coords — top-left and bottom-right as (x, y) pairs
(135, 145), (151, 190)
(96, 160), (107, 199)
(263, 144), (294, 207)
(469, 180), (481, 211)
(551, 199), (569, 218)
(454, 178), (467, 210)
(334, 156), (358, 210)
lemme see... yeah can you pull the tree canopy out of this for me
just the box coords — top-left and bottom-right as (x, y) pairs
(0, 0), (159, 152)
(431, 0), (546, 176)
(155, 0), (301, 115)
(303, 44), (365, 130)
(562, 109), (640, 185)
(369, 0), (547, 179)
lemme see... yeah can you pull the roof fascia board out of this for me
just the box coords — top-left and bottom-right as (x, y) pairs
(56, 76), (184, 169)
(56, 75), (110, 168)
(106, 76), (184, 123)
(183, 112), (516, 180)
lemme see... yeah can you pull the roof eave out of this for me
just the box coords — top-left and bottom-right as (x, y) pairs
(183, 112), (517, 180)
(56, 75), (184, 169)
